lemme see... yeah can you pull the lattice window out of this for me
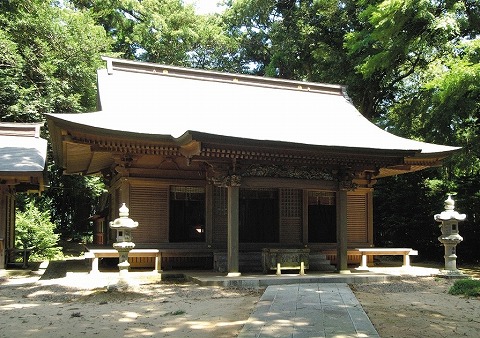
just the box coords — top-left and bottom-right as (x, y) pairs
(170, 186), (205, 201)
(280, 188), (302, 217)
(308, 191), (336, 205)
(240, 188), (277, 199)
(213, 186), (227, 216)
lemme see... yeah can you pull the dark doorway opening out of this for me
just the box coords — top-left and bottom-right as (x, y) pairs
(169, 186), (205, 242)
(308, 191), (336, 243)
(240, 188), (279, 243)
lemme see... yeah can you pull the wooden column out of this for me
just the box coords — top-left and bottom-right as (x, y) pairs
(227, 176), (241, 277)
(205, 184), (213, 245)
(119, 177), (130, 207)
(336, 189), (350, 273)
(302, 190), (309, 245)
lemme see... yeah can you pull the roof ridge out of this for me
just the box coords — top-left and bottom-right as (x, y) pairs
(101, 56), (345, 96)
(0, 122), (44, 138)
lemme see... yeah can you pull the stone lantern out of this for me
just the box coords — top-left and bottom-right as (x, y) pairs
(434, 195), (466, 276)
(109, 203), (138, 276)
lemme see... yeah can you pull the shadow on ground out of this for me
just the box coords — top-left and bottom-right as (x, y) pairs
(39, 258), (90, 280)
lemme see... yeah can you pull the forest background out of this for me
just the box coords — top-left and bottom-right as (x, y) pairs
(1, 0), (479, 263)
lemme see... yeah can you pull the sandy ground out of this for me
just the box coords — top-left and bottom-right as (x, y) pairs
(1, 259), (480, 338)
(352, 276), (480, 338)
(0, 260), (262, 338)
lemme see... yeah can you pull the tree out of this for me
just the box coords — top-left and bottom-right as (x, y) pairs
(2, 0), (479, 261)
(373, 171), (448, 260)
(354, 1), (480, 261)
(0, 0), (111, 237)
(344, 0), (474, 119)
(42, 169), (108, 239)
(70, 0), (240, 70)
(0, 0), (111, 121)
(221, 0), (478, 260)
(16, 201), (63, 260)
(222, 0), (361, 80)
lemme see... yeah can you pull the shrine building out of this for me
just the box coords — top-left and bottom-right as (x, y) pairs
(46, 57), (458, 274)
(0, 123), (48, 269)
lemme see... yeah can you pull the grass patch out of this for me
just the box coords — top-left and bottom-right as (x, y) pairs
(448, 279), (480, 297)
(162, 310), (186, 316)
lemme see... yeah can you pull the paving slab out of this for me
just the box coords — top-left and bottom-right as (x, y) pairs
(238, 283), (379, 338)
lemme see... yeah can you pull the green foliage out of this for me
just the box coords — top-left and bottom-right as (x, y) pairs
(0, 0), (111, 121)
(223, 0), (358, 80)
(373, 171), (447, 258)
(344, 0), (472, 118)
(448, 279), (480, 297)
(16, 167), (107, 240)
(70, 0), (239, 70)
(15, 202), (63, 260)
(1, 0), (111, 236)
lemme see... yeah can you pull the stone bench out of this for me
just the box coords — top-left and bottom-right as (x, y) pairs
(262, 248), (310, 275)
(84, 249), (161, 273)
(355, 248), (418, 270)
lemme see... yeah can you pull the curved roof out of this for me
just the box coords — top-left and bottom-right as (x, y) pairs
(50, 57), (457, 155)
(0, 122), (47, 191)
(46, 57), (459, 176)
(0, 135), (47, 173)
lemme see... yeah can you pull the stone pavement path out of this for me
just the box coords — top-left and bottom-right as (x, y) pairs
(238, 283), (379, 338)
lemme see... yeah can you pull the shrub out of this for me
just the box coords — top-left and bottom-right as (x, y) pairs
(448, 279), (480, 297)
(15, 201), (63, 261)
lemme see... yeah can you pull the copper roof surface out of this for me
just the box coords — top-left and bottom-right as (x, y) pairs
(47, 57), (458, 157)
(0, 123), (47, 174)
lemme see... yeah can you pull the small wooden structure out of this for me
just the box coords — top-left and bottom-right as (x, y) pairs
(84, 248), (161, 273)
(46, 57), (458, 274)
(0, 123), (48, 269)
(355, 248), (419, 270)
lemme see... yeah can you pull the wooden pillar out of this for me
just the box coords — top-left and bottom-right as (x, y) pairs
(119, 177), (130, 208)
(205, 184), (213, 245)
(227, 176), (241, 277)
(302, 190), (309, 245)
(336, 189), (350, 273)
(0, 188), (6, 269)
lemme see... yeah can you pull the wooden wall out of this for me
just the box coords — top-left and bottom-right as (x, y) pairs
(0, 187), (16, 269)
(112, 178), (372, 250)
(129, 185), (168, 243)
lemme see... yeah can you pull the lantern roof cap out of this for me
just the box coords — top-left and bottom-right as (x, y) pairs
(109, 203), (138, 229)
(434, 195), (466, 222)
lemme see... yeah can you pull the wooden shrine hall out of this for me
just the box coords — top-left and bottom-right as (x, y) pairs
(46, 57), (458, 275)
(0, 123), (48, 269)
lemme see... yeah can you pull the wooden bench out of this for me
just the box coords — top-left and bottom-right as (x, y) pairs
(262, 248), (310, 275)
(160, 251), (213, 270)
(355, 248), (418, 270)
(84, 249), (161, 273)
(7, 248), (32, 268)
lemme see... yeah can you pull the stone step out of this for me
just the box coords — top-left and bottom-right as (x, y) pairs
(214, 252), (336, 272)
(309, 253), (336, 271)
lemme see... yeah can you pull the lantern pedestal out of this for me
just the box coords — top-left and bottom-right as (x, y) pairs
(113, 241), (136, 276)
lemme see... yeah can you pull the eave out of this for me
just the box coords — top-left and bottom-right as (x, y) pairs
(47, 120), (442, 180)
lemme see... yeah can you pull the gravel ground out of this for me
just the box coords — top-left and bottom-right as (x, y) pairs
(351, 276), (480, 338)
